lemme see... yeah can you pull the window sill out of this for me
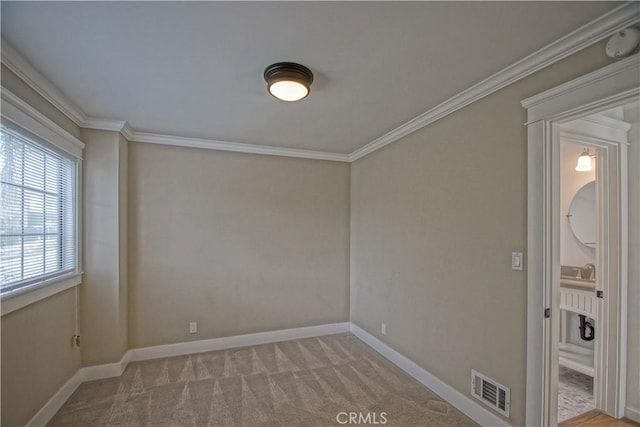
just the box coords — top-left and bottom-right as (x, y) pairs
(1, 273), (82, 316)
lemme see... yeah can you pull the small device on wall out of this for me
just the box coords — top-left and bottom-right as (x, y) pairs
(605, 27), (640, 59)
(511, 252), (523, 271)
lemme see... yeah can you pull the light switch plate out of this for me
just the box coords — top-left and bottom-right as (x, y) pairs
(512, 252), (523, 271)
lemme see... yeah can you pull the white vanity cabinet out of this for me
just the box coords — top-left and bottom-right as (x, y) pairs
(559, 279), (597, 377)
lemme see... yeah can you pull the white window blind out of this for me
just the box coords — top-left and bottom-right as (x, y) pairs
(0, 125), (77, 294)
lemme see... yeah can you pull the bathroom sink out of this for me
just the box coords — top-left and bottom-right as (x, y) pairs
(560, 264), (596, 289)
(560, 276), (596, 290)
(559, 274), (595, 282)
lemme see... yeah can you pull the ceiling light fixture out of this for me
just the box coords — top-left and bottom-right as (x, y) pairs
(264, 62), (314, 102)
(575, 148), (594, 172)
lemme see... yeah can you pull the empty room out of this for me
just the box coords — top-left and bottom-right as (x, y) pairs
(1, 2), (639, 426)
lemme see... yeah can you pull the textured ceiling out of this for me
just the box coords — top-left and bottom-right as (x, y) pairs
(0, 2), (622, 154)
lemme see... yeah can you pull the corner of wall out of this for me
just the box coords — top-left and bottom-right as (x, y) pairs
(80, 128), (129, 366)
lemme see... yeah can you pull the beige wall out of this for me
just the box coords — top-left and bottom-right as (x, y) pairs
(128, 143), (350, 348)
(1, 64), (83, 426)
(1, 27), (634, 427)
(81, 128), (128, 365)
(1, 288), (81, 426)
(350, 40), (614, 426)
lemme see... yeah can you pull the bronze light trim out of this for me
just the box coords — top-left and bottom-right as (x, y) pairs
(264, 62), (314, 101)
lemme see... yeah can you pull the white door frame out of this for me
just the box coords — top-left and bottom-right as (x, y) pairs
(558, 112), (632, 414)
(522, 54), (639, 426)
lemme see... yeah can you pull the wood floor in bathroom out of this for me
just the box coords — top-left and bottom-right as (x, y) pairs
(559, 410), (640, 427)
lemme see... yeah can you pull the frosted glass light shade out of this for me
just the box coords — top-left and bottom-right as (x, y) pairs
(268, 80), (309, 102)
(575, 153), (593, 172)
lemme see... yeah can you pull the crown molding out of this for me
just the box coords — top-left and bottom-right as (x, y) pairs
(1, 39), (349, 162)
(349, 2), (640, 161)
(2, 2), (638, 163)
(82, 117), (128, 133)
(80, 117), (350, 161)
(56, 115), (351, 162)
(1, 38), (88, 126)
(129, 131), (351, 162)
(120, 122), (136, 141)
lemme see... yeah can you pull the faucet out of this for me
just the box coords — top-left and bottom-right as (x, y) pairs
(581, 263), (596, 281)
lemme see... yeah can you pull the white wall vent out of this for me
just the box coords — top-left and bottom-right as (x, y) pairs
(471, 369), (510, 418)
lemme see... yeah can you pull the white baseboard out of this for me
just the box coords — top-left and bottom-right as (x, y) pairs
(349, 323), (510, 427)
(80, 322), (351, 383)
(29, 350), (132, 426)
(25, 322), (350, 427)
(30, 321), (508, 427)
(129, 322), (351, 362)
(80, 350), (131, 382)
(26, 370), (84, 427)
(626, 405), (640, 423)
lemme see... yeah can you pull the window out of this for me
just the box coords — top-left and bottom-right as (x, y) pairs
(0, 125), (78, 294)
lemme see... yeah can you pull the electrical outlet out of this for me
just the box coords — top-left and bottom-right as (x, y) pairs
(189, 322), (197, 334)
(381, 323), (386, 335)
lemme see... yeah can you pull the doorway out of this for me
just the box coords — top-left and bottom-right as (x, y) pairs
(556, 104), (636, 423)
(523, 55), (639, 426)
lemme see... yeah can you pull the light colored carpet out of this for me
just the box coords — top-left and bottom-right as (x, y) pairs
(558, 366), (595, 423)
(49, 333), (477, 426)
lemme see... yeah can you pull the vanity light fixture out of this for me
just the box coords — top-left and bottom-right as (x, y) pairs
(575, 148), (594, 172)
(264, 62), (314, 102)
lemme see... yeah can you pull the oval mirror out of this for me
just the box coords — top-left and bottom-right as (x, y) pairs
(568, 181), (596, 248)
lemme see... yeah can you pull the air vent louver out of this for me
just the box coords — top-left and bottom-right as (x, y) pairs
(471, 369), (510, 417)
